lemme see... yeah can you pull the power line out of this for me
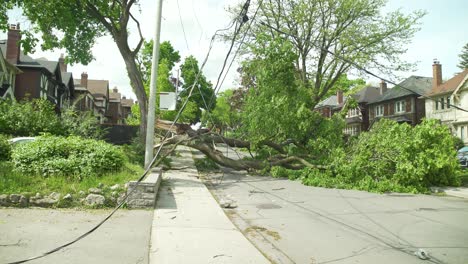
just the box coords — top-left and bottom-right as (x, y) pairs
(259, 22), (468, 113)
(6, 16), (235, 264)
(208, 0), (263, 111)
(176, 0), (190, 52)
(210, 0), (252, 102)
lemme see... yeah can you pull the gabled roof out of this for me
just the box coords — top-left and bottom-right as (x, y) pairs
(0, 41), (55, 76)
(36, 60), (59, 75)
(369, 76), (432, 104)
(61, 72), (73, 86)
(426, 69), (468, 96)
(316, 95), (338, 108)
(351, 86), (380, 103)
(87, 80), (109, 99)
(316, 85), (380, 109)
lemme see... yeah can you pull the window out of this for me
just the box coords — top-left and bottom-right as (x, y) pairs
(461, 126), (465, 141)
(375, 105), (384, 116)
(347, 107), (360, 118)
(435, 96), (452, 111)
(395, 100), (406, 113)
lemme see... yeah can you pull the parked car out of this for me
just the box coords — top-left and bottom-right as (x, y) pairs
(7, 137), (36, 145)
(457, 146), (468, 168)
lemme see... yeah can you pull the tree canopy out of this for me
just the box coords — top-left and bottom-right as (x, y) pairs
(3, 0), (151, 140)
(235, 0), (425, 107)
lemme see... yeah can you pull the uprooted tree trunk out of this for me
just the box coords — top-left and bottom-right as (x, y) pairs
(155, 120), (328, 171)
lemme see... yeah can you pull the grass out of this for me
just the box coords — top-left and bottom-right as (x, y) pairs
(0, 161), (143, 197)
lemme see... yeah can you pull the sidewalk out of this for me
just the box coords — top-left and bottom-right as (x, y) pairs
(439, 187), (468, 199)
(149, 147), (269, 264)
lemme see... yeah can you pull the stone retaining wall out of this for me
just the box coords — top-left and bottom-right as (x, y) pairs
(126, 167), (163, 209)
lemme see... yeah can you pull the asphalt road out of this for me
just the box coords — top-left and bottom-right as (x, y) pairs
(195, 151), (468, 264)
(0, 208), (153, 264)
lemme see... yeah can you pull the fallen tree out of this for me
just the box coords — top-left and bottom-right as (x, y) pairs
(155, 120), (328, 171)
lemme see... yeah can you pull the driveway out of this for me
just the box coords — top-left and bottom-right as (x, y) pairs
(0, 208), (153, 264)
(199, 158), (468, 264)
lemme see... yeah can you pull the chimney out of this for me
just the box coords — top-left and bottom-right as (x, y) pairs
(113, 87), (118, 93)
(337, 90), (343, 105)
(432, 59), (442, 88)
(122, 96), (126, 99)
(59, 54), (67, 72)
(6, 24), (21, 65)
(379, 80), (387, 95)
(81, 72), (88, 88)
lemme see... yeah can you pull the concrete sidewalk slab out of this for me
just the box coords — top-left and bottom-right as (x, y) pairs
(0, 208), (153, 264)
(149, 147), (269, 264)
(431, 186), (468, 199)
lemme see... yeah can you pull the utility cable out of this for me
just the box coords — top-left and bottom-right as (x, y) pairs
(259, 22), (468, 113)
(176, 0), (190, 52)
(210, 0), (252, 104)
(208, 0), (263, 112)
(6, 19), (233, 264)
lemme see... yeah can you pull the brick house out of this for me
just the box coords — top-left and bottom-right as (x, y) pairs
(121, 97), (135, 123)
(73, 73), (98, 113)
(368, 75), (432, 126)
(106, 87), (123, 125)
(315, 85), (382, 136)
(425, 61), (468, 143)
(0, 41), (21, 100)
(315, 94), (337, 118)
(74, 73), (109, 123)
(0, 24), (74, 109)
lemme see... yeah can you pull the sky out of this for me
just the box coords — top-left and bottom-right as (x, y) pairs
(1, 0), (467, 99)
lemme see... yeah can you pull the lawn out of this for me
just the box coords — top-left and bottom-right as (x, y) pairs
(0, 161), (143, 197)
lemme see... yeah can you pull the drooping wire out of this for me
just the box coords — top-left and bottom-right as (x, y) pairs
(176, 0), (190, 52)
(210, 0), (252, 102)
(6, 18), (236, 264)
(207, 0), (263, 111)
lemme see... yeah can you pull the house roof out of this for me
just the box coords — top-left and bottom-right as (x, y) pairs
(369, 76), (432, 104)
(0, 41), (55, 76)
(316, 85), (380, 109)
(426, 69), (468, 96)
(121, 98), (134, 107)
(36, 60), (59, 75)
(316, 95), (338, 108)
(351, 86), (380, 103)
(61, 72), (73, 86)
(87, 80), (108, 99)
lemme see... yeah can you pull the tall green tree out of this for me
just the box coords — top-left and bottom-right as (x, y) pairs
(3, 0), (152, 140)
(179, 56), (216, 123)
(235, 0), (425, 107)
(458, 43), (468, 70)
(201, 89), (241, 134)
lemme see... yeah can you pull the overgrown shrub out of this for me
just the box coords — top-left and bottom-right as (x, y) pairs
(0, 134), (11, 161)
(11, 135), (125, 177)
(0, 99), (64, 136)
(330, 119), (460, 191)
(60, 106), (104, 139)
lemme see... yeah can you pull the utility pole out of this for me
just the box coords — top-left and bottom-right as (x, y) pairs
(144, 0), (164, 169)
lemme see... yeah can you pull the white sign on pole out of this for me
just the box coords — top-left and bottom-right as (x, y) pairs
(159, 92), (176, 110)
